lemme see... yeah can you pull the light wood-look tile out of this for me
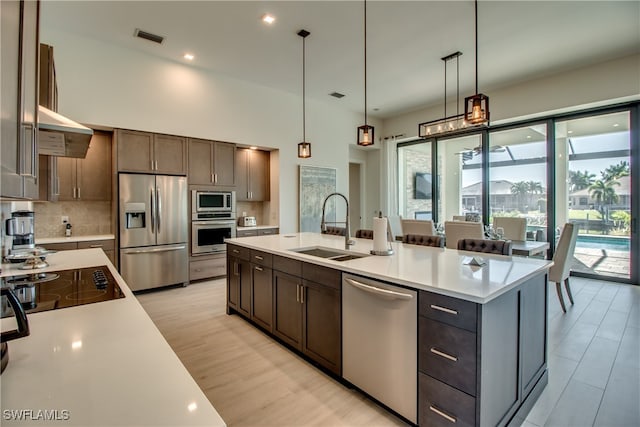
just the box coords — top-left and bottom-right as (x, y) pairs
(136, 276), (639, 427)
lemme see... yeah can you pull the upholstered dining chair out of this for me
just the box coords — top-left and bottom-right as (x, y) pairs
(549, 223), (579, 313)
(322, 226), (346, 236)
(493, 217), (527, 241)
(401, 219), (435, 236)
(444, 221), (484, 249)
(403, 234), (444, 248)
(355, 229), (374, 239)
(387, 215), (404, 241)
(457, 238), (512, 256)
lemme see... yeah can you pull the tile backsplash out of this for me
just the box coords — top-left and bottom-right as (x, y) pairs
(34, 201), (112, 238)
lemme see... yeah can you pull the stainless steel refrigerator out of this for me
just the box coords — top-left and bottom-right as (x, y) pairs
(119, 174), (188, 291)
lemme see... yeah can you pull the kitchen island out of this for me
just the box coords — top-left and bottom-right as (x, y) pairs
(226, 232), (553, 427)
(0, 249), (225, 426)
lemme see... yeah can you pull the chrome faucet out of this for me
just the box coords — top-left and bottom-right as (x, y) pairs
(320, 192), (355, 249)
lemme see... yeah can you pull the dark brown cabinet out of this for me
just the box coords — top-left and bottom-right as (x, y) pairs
(188, 138), (235, 187)
(40, 239), (115, 265)
(236, 148), (269, 201)
(236, 227), (279, 238)
(116, 129), (187, 175)
(227, 244), (251, 318)
(417, 273), (548, 427)
(249, 250), (273, 332)
(1, 0), (39, 199)
(39, 43), (57, 111)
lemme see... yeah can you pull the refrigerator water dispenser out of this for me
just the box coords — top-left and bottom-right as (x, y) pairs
(124, 203), (146, 229)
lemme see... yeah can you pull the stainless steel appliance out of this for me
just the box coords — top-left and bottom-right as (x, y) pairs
(192, 190), (235, 216)
(191, 190), (236, 255)
(342, 273), (417, 423)
(5, 210), (35, 251)
(119, 174), (188, 291)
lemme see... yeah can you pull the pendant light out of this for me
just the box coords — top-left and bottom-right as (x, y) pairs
(464, 0), (489, 125)
(357, 0), (374, 146)
(298, 29), (311, 158)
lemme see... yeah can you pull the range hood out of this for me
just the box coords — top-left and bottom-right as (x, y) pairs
(38, 106), (93, 158)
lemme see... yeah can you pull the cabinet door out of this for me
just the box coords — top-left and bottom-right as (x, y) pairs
(56, 156), (76, 200)
(248, 149), (269, 201)
(235, 148), (250, 201)
(238, 260), (252, 318)
(302, 279), (341, 374)
(154, 134), (187, 175)
(251, 264), (273, 332)
(213, 142), (235, 186)
(188, 139), (213, 185)
(77, 131), (112, 201)
(117, 129), (153, 172)
(273, 270), (303, 349)
(227, 256), (240, 310)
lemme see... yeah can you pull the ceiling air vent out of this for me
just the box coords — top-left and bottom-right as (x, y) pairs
(134, 28), (164, 44)
(329, 92), (345, 99)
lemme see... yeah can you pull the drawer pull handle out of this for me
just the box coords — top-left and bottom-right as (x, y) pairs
(430, 304), (458, 315)
(429, 405), (457, 423)
(430, 347), (458, 362)
(232, 249), (240, 254)
(89, 245), (104, 248)
(254, 266), (263, 272)
(254, 255), (264, 260)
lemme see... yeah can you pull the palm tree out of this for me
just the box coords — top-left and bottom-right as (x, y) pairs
(510, 181), (529, 212)
(601, 161), (630, 182)
(526, 181), (543, 211)
(568, 170), (595, 192)
(588, 179), (620, 208)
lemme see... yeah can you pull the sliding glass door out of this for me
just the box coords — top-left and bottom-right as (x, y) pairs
(555, 111), (631, 281)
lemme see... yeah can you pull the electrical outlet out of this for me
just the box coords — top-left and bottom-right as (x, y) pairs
(61, 216), (69, 224)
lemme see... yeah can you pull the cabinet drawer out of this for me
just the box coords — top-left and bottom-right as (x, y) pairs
(78, 239), (115, 251)
(258, 227), (278, 236)
(236, 229), (257, 237)
(419, 291), (477, 332)
(419, 372), (475, 427)
(250, 249), (272, 267)
(227, 244), (250, 261)
(40, 242), (78, 251)
(190, 257), (226, 281)
(302, 263), (340, 290)
(419, 317), (477, 396)
(273, 255), (302, 276)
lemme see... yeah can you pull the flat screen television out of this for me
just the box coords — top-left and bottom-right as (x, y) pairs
(414, 172), (432, 199)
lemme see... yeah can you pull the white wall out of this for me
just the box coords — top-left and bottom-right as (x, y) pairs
(43, 29), (381, 233)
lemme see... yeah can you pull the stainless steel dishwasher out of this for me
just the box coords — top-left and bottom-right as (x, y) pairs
(342, 273), (417, 424)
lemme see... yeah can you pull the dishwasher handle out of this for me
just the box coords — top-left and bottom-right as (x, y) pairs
(344, 277), (414, 301)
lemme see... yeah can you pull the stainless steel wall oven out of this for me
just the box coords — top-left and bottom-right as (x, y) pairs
(191, 190), (236, 255)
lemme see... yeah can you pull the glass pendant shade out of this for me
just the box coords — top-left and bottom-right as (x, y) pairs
(464, 93), (489, 125)
(357, 125), (374, 146)
(298, 141), (311, 158)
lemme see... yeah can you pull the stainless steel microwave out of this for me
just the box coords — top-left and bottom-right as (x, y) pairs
(192, 190), (236, 215)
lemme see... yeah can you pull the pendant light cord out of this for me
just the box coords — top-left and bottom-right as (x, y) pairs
(364, 0), (368, 126)
(475, 0), (479, 94)
(302, 35), (306, 141)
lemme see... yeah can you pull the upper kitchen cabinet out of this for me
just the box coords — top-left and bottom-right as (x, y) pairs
(39, 43), (57, 111)
(188, 138), (235, 187)
(116, 129), (187, 175)
(236, 148), (270, 202)
(1, 0), (40, 199)
(56, 131), (112, 201)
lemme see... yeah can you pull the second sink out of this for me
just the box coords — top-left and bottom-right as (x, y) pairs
(290, 246), (369, 261)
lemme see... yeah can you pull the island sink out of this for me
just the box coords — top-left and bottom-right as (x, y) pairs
(290, 246), (369, 261)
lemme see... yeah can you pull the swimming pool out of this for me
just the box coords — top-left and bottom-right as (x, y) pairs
(576, 235), (630, 251)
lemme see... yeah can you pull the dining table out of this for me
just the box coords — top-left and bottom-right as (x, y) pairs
(510, 240), (550, 257)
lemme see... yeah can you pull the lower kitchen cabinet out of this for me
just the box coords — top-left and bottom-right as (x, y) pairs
(236, 227), (279, 238)
(227, 244), (251, 318)
(189, 253), (226, 282)
(250, 249), (273, 332)
(40, 239), (115, 266)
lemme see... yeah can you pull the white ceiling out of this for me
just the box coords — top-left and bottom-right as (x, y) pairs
(40, 1), (640, 119)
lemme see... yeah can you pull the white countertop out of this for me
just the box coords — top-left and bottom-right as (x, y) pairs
(236, 225), (278, 231)
(226, 232), (553, 304)
(35, 234), (115, 244)
(0, 249), (225, 426)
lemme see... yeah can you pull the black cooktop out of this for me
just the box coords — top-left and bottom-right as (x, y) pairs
(1, 265), (124, 318)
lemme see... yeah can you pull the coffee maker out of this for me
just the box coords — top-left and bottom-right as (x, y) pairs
(5, 210), (35, 253)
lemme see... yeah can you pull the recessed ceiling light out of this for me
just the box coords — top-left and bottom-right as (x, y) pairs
(568, 130), (573, 134)
(613, 123), (619, 127)
(526, 135), (531, 139)
(262, 14), (275, 24)
(183, 53), (194, 61)
(249, 146), (258, 150)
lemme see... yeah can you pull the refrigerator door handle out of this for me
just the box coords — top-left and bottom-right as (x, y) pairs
(149, 188), (155, 233)
(156, 186), (161, 234)
(123, 245), (187, 254)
